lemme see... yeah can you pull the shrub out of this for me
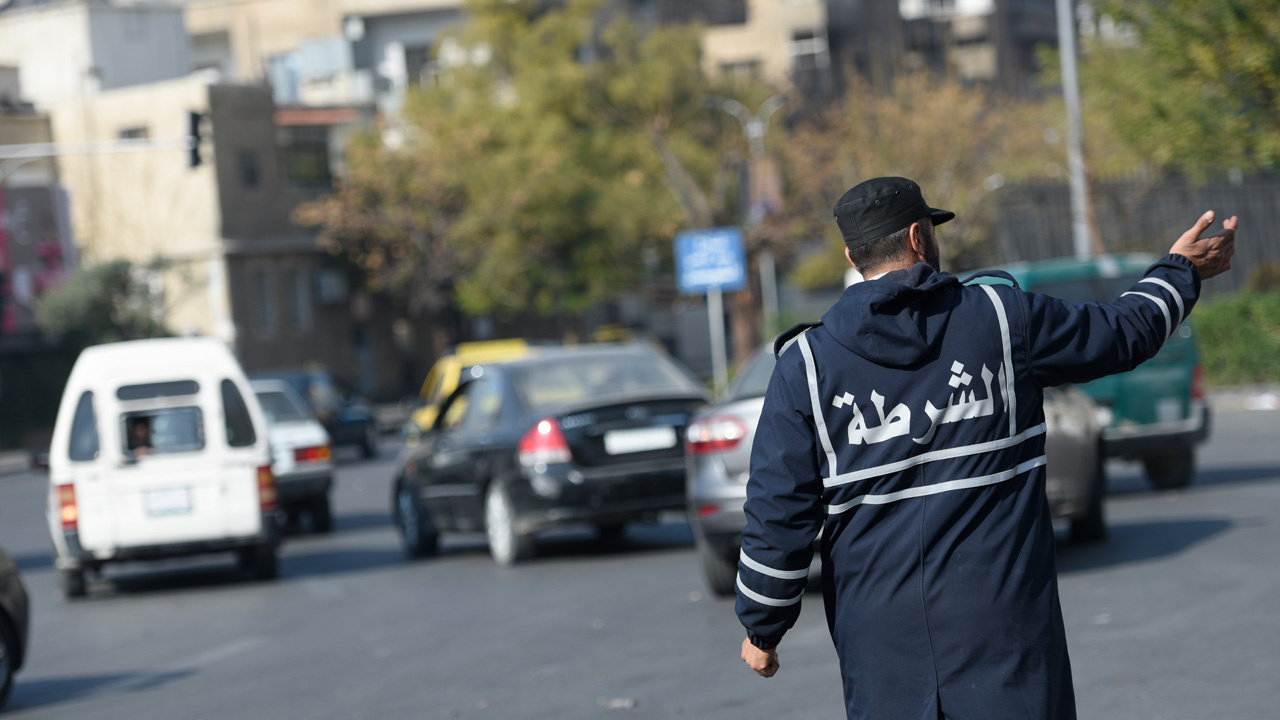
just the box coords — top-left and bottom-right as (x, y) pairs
(1192, 292), (1280, 386)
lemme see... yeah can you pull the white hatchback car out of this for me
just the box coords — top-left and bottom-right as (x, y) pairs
(252, 380), (335, 532)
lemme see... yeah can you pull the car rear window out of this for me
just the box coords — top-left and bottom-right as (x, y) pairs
(728, 349), (776, 401)
(513, 352), (700, 411)
(117, 380), (200, 401)
(221, 380), (258, 447)
(122, 408), (205, 455)
(68, 391), (99, 462)
(255, 390), (311, 424)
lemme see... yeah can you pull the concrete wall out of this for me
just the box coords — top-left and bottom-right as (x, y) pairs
(186, 0), (344, 82)
(0, 3), (95, 110)
(0, 2), (188, 110)
(47, 76), (227, 339)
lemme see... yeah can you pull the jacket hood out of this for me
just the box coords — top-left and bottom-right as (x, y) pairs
(822, 263), (961, 367)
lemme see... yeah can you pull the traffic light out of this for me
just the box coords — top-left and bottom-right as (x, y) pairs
(187, 110), (204, 168)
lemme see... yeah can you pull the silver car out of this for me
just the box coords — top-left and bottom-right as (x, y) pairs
(685, 345), (1107, 597)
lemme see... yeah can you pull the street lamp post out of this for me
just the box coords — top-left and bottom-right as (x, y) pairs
(706, 94), (785, 333)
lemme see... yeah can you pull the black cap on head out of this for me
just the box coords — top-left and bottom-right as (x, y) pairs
(833, 177), (955, 251)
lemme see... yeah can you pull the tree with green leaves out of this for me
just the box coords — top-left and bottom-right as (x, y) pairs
(299, 0), (780, 362)
(780, 71), (1068, 288)
(34, 260), (167, 345)
(1078, 0), (1280, 176)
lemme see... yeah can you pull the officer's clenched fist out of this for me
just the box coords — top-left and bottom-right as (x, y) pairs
(742, 637), (780, 678)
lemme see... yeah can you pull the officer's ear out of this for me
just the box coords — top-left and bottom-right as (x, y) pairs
(844, 247), (858, 270)
(906, 222), (929, 262)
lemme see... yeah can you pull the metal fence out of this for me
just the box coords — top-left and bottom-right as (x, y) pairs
(992, 177), (1280, 298)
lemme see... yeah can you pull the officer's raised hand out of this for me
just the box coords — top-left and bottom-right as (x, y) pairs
(1170, 210), (1238, 280)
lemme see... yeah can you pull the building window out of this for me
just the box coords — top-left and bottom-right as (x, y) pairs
(239, 151), (261, 189)
(253, 268), (277, 336)
(404, 44), (437, 86)
(279, 126), (331, 189)
(788, 30), (829, 72)
(118, 126), (149, 140)
(290, 268), (313, 333)
(719, 60), (761, 82)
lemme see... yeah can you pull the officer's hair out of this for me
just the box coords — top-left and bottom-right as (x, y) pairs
(848, 218), (932, 275)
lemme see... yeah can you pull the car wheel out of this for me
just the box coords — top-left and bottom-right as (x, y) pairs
(395, 485), (438, 559)
(0, 618), (17, 709)
(485, 482), (533, 566)
(1143, 448), (1195, 490)
(698, 543), (738, 598)
(311, 495), (334, 534)
(59, 567), (87, 600)
(238, 543), (278, 580)
(1070, 446), (1108, 544)
(361, 424), (379, 459)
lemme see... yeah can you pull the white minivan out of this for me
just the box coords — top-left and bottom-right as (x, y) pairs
(46, 337), (280, 598)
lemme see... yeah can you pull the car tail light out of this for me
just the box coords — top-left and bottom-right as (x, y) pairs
(257, 465), (277, 512)
(294, 445), (332, 463)
(57, 484), (78, 531)
(1192, 364), (1205, 401)
(696, 503), (721, 518)
(685, 414), (749, 455)
(518, 418), (572, 466)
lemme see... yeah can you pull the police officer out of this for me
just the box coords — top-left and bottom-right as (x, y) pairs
(735, 176), (1237, 719)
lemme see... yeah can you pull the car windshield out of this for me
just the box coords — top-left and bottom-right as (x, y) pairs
(727, 348), (776, 401)
(1032, 275), (1141, 304)
(513, 351), (700, 412)
(255, 390), (311, 423)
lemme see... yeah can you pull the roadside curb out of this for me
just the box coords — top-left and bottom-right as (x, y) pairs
(0, 450), (31, 477)
(1207, 384), (1280, 413)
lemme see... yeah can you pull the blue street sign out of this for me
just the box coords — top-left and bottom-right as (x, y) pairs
(674, 227), (747, 295)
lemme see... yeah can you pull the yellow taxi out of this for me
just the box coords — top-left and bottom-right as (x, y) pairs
(407, 339), (534, 436)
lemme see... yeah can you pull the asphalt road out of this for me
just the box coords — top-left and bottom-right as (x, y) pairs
(0, 407), (1277, 719)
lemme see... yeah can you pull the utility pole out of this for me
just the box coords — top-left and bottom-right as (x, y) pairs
(1055, 0), (1094, 258)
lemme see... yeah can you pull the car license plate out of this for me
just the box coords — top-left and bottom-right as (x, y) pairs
(1155, 398), (1182, 423)
(145, 487), (192, 516)
(603, 427), (677, 455)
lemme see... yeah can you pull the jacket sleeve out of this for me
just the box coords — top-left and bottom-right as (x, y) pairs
(736, 348), (825, 649)
(1019, 254), (1201, 387)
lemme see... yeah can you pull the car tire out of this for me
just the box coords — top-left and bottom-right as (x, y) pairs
(698, 543), (738, 598)
(1070, 446), (1108, 544)
(0, 617), (17, 709)
(485, 482), (533, 566)
(239, 543), (278, 581)
(394, 485), (438, 559)
(361, 424), (379, 459)
(311, 495), (334, 534)
(1143, 448), (1195, 490)
(59, 567), (87, 600)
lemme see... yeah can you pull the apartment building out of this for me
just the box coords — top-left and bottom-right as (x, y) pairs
(0, 0), (400, 396)
(0, 66), (76, 350)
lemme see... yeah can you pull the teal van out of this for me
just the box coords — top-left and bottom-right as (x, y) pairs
(974, 253), (1208, 490)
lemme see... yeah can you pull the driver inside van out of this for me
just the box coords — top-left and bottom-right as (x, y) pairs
(126, 416), (154, 457)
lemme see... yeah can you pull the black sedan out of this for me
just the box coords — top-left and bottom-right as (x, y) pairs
(392, 343), (709, 565)
(0, 547), (29, 710)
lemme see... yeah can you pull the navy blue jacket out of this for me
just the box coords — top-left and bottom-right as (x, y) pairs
(737, 255), (1201, 719)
